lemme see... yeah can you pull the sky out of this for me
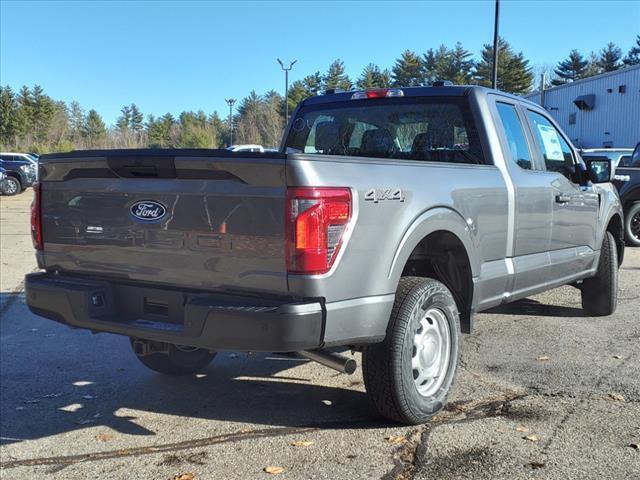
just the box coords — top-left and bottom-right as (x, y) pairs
(1, 0), (639, 125)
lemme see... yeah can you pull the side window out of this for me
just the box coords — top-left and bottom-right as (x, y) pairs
(618, 155), (631, 168)
(527, 111), (575, 180)
(496, 102), (532, 170)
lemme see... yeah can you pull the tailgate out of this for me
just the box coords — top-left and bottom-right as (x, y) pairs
(38, 149), (288, 295)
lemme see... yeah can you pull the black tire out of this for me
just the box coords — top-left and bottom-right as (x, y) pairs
(131, 339), (216, 376)
(581, 231), (618, 316)
(363, 277), (461, 425)
(1, 177), (21, 196)
(624, 202), (640, 248)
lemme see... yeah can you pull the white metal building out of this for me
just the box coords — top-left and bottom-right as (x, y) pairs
(524, 65), (640, 149)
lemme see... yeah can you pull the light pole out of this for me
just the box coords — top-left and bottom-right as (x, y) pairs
(491, 0), (500, 89)
(225, 98), (236, 147)
(277, 58), (297, 123)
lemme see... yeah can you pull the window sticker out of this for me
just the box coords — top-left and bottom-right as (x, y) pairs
(537, 124), (564, 161)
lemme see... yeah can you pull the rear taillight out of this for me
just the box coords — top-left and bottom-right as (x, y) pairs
(286, 187), (352, 275)
(31, 182), (43, 250)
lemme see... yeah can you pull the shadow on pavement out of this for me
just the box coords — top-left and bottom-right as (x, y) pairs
(487, 297), (585, 318)
(0, 299), (382, 446)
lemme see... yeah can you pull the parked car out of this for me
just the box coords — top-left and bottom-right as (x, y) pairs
(613, 142), (640, 246)
(26, 85), (623, 425)
(0, 166), (7, 194)
(580, 148), (634, 170)
(0, 152), (38, 195)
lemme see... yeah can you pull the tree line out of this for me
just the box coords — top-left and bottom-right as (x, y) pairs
(1, 36), (638, 154)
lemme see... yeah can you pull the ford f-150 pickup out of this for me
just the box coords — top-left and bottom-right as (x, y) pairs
(26, 85), (624, 424)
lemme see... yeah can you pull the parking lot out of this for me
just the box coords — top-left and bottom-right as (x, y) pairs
(0, 191), (639, 479)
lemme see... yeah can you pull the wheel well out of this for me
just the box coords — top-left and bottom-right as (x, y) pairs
(5, 172), (21, 184)
(606, 214), (624, 266)
(401, 230), (474, 333)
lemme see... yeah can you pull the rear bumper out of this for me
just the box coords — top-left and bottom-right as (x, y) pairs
(25, 272), (324, 352)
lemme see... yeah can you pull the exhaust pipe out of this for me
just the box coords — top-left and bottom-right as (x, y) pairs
(299, 349), (357, 375)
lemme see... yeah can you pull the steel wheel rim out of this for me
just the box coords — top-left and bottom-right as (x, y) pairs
(631, 211), (640, 241)
(411, 306), (451, 397)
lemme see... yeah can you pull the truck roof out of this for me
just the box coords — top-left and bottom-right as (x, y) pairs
(302, 84), (538, 109)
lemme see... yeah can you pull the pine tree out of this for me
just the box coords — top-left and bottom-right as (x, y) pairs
(356, 63), (392, 89)
(552, 50), (588, 85)
(392, 50), (424, 87)
(446, 42), (475, 84)
(323, 60), (352, 91)
(84, 109), (107, 148)
(623, 35), (640, 66)
(116, 105), (132, 133)
(423, 45), (451, 84)
(598, 42), (622, 72)
(303, 72), (323, 95)
(31, 85), (56, 144)
(68, 101), (85, 142)
(15, 86), (34, 140)
(475, 38), (533, 94)
(584, 51), (602, 77)
(0, 86), (18, 147)
(129, 104), (144, 132)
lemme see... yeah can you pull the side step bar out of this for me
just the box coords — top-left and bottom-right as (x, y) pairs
(299, 350), (357, 375)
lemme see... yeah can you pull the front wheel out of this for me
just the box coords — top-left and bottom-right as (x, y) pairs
(363, 277), (461, 425)
(131, 338), (216, 375)
(581, 231), (618, 316)
(625, 202), (640, 248)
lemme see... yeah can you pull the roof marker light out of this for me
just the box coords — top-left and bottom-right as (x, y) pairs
(351, 88), (405, 100)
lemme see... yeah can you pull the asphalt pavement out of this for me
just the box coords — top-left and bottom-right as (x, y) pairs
(1, 192), (639, 479)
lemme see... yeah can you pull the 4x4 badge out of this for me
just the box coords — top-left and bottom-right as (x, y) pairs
(364, 188), (405, 203)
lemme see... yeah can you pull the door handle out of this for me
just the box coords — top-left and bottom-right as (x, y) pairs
(555, 194), (571, 204)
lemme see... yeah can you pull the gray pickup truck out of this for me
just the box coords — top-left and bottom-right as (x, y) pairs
(26, 85), (624, 424)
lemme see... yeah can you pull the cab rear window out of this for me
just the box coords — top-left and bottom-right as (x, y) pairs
(285, 97), (485, 165)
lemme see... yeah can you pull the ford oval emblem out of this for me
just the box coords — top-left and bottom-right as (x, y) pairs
(130, 200), (167, 222)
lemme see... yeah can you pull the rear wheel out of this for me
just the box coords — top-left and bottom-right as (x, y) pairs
(1, 177), (20, 196)
(625, 202), (640, 248)
(130, 338), (216, 375)
(581, 231), (618, 316)
(363, 277), (461, 425)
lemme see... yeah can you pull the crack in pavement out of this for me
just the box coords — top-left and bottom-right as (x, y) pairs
(0, 418), (384, 469)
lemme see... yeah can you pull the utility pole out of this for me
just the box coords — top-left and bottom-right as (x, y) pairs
(540, 73), (546, 108)
(491, 0), (500, 89)
(277, 58), (297, 123)
(225, 98), (236, 147)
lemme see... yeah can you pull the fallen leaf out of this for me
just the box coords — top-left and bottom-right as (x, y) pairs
(516, 426), (530, 433)
(613, 355), (622, 359)
(264, 466), (284, 475)
(95, 432), (113, 442)
(238, 428), (251, 434)
(529, 461), (545, 469)
(170, 474), (195, 480)
(609, 393), (625, 402)
(289, 440), (314, 447)
(630, 443), (639, 450)
(536, 356), (550, 362)
(385, 435), (407, 445)
(524, 434), (540, 442)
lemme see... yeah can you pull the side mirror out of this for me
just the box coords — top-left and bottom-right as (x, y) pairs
(584, 157), (613, 184)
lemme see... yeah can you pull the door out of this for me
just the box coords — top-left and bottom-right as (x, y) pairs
(525, 109), (599, 281)
(491, 99), (553, 299)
